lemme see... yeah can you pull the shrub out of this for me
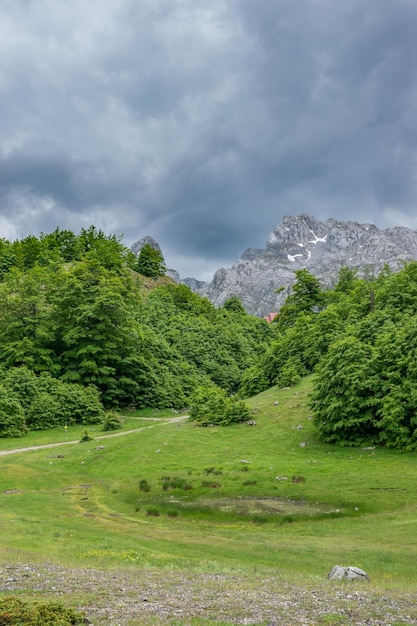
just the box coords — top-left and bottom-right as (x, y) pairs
(102, 410), (122, 431)
(26, 393), (60, 430)
(0, 387), (27, 438)
(81, 385), (106, 424)
(204, 467), (222, 476)
(146, 507), (160, 517)
(139, 479), (151, 492)
(239, 365), (270, 398)
(37, 375), (104, 426)
(189, 385), (250, 426)
(275, 356), (305, 388)
(162, 477), (193, 491)
(0, 596), (86, 625)
(80, 430), (93, 442)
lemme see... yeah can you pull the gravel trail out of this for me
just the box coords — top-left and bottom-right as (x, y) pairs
(1, 563), (416, 625)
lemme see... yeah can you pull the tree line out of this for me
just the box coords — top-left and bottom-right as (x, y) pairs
(0, 228), (272, 436)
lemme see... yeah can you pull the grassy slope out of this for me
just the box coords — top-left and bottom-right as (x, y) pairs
(0, 376), (416, 591)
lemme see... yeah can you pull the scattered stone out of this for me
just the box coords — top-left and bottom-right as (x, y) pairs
(328, 565), (370, 582)
(2, 562), (415, 624)
(299, 442), (308, 447)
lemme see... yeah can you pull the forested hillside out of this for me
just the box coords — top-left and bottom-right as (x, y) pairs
(1, 226), (417, 450)
(243, 264), (417, 450)
(0, 227), (272, 436)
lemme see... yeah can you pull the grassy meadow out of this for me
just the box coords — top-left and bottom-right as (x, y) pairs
(1, 375), (417, 593)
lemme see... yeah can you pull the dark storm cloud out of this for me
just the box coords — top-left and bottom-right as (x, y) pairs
(0, 0), (416, 279)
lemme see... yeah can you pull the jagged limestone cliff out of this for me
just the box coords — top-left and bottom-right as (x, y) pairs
(196, 214), (417, 316)
(132, 215), (417, 317)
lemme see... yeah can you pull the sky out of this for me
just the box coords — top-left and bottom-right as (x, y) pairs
(1, 0), (417, 281)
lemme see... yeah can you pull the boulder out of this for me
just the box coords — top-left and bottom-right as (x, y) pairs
(328, 565), (370, 582)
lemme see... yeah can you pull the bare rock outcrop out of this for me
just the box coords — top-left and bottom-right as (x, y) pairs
(328, 565), (370, 582)
(197, 214), (417, 316)
(131, 215), (417, 317)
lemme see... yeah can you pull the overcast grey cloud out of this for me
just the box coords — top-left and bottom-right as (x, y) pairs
(1, 0), (417, 280)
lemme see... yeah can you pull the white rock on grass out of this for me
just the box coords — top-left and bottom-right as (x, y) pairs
(328, 565), (370, 582)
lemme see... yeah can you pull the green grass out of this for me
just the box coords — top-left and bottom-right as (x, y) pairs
(0, 408), (184, 450)
(1, 376), (417, 592)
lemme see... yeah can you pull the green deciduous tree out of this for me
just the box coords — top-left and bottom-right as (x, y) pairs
(311, 337), (380, 446)
(222, 296), (246, 314)
(54, 260), (146, 407)
(134, 244), (166, 277)
(239, 365), (270, 398)
(0, 241), (18, 280)
(274, 269), (325, 332)
(3, 367), (40, 411)
(374, 317), (417, 449)
(274, 356), (305, 388)
(0, 266), (58, 374)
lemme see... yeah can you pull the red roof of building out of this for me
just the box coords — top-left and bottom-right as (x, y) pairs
(264, 312), (278, 323)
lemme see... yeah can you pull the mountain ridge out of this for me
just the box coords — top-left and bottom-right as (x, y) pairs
(132, 214), (417, 316)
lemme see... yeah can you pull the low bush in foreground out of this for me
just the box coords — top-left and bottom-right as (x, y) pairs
(189, 385), (250, 426)
(0, 596), (86, 625)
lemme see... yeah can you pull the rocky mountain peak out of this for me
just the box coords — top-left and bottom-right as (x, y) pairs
(131, 215), (417, 317)
(130, 235), (181, 282)
(131, 235), (163, 257)
(197, 214), (417, 316)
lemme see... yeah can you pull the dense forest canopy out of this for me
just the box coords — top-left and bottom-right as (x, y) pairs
(244, 263), (417, 450)
(1, 227), (417, 449)
(0, 227), (272, 436)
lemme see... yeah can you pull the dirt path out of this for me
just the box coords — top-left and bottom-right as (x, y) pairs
(0, 415), (189, 457)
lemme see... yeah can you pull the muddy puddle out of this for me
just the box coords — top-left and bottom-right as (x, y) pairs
(175, 496), (334, 516)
